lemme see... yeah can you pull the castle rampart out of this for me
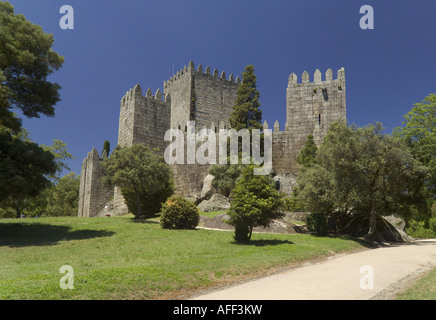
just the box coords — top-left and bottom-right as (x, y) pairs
(78, 61), (346, 217)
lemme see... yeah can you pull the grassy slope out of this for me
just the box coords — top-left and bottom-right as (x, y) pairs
(395, 267), (436, 300)
(0, 216), (366, 300)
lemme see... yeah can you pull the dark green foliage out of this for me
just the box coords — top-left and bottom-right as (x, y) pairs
(160, 196), (200, 230)
(211, 65), (264, 195)
(102, 140), (110, 157)
(306, 213), (328, 236)
(0, 127), (56, 205)
(229, 65), (263, 132)
(101, 144), (174, 219)
(0, 1), (64, 133)
(45, 173), (80, 217)
(228, 166), (285, 243)
(296, 134), (318, 168)
(296, 122), (429, 239)
(121, 182), (173, 219)
(209, 161), (246, 197)
(393, 94), (436, 201)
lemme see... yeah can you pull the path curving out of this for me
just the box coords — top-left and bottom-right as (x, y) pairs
(191, 239), (436, 300)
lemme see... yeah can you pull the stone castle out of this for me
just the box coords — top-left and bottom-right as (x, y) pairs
(78, 61), (346, 217)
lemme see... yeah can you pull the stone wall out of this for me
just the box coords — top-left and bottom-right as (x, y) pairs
(191, 63), (240, 129)
(286, 68), (346, 147)
(164, 61), (240, 131)
(78, 62), (347, 216)
(78, 148), (112, 217)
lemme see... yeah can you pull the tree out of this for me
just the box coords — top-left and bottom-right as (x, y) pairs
(0, 2), (64, 217)
(229, 65), (263, 131)
(45, 172), (80, 217)
(0, 1), (64, 133)
(101, 144), (174, 219)
(228, 166), (285, 243)
(210, 65), (263, 195)
(296, 134), (318, 168)
(102, 140), (111, 157)
(0, 126), (56, 217)
(41, 139), (74, 183)
(208, 162), (245, 197)
(296, 122), (429, 241)
(393, 94), (436, 202)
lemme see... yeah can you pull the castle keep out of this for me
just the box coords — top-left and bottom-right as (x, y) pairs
(78, 61), (346, 217)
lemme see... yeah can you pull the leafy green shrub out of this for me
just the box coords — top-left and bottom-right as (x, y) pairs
(0, 205), (16, 218)
(429, 216), (436, 233)
(306, 212), (328, 236)
(407, 219), (436, 239)
(160, 196), (200, 230)
(228, 166), (285, 243)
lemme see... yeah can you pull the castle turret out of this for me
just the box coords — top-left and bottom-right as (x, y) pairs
(78, 148), (112, 217)
(285, 67), (346, 146)
(163, 60), (241, 130)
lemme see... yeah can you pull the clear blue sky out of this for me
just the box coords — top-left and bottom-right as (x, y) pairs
(9, 0), (436, 176)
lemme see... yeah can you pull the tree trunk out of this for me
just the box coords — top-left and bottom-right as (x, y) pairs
(248, 226), (253, 241)
(15, 204), (21, 219)
(135, 187), (142, 219)
(368, 207), (377, 236)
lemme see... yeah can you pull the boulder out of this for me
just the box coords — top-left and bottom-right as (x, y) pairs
(273, 173), (297, 196)
(198, 194), (230, 212)
(344, 214), (414, 242)
(185, 194), (200, 204)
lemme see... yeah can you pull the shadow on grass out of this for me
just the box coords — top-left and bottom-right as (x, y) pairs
(329, 235), (380, 249)
(0, 223), (115, 247)
(129, 217), (160, 225)
(232, 239), (294, 247)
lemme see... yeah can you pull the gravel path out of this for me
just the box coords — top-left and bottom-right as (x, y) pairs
(191, 239), (436, 300)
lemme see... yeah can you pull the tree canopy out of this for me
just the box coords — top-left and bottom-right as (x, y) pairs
(229, 65), (263, 132)
(228, 165), (285, 243)
(101, 144), (174, 219)
(0, 2), (65, 216)
(295, 122), (429, 240)
(0, 1), (64, 133)
(0, 127), (56, 211)
(393, 93), (436, 201)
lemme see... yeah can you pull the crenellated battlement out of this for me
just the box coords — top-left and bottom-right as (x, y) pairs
(121, 83), (170, 107)
(288, 68), (345, 87)
(164, 60), (241, 90)
(80, 59), (347, 217)
(263, 120), (283, 133)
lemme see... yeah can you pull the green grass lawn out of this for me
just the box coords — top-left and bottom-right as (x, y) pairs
(395, 267), (436, 300)
(0, 215), (368, 300)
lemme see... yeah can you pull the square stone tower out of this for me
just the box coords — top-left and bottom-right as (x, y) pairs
(164, 61), (240, 131)
(271, 68), (346, 176)
(286, 68), (346, 146)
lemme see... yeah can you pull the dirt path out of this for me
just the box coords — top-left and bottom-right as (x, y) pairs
(191, 239), (436, 300)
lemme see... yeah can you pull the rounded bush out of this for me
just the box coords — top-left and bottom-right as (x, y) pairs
(306, 212), (328, 236)
(160, 196), (200, 230)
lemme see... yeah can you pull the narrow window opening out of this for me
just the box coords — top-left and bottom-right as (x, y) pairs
(318, 114), (321, 125)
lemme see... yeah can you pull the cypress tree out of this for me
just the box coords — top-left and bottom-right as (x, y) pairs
(229, 65), (263, 132)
